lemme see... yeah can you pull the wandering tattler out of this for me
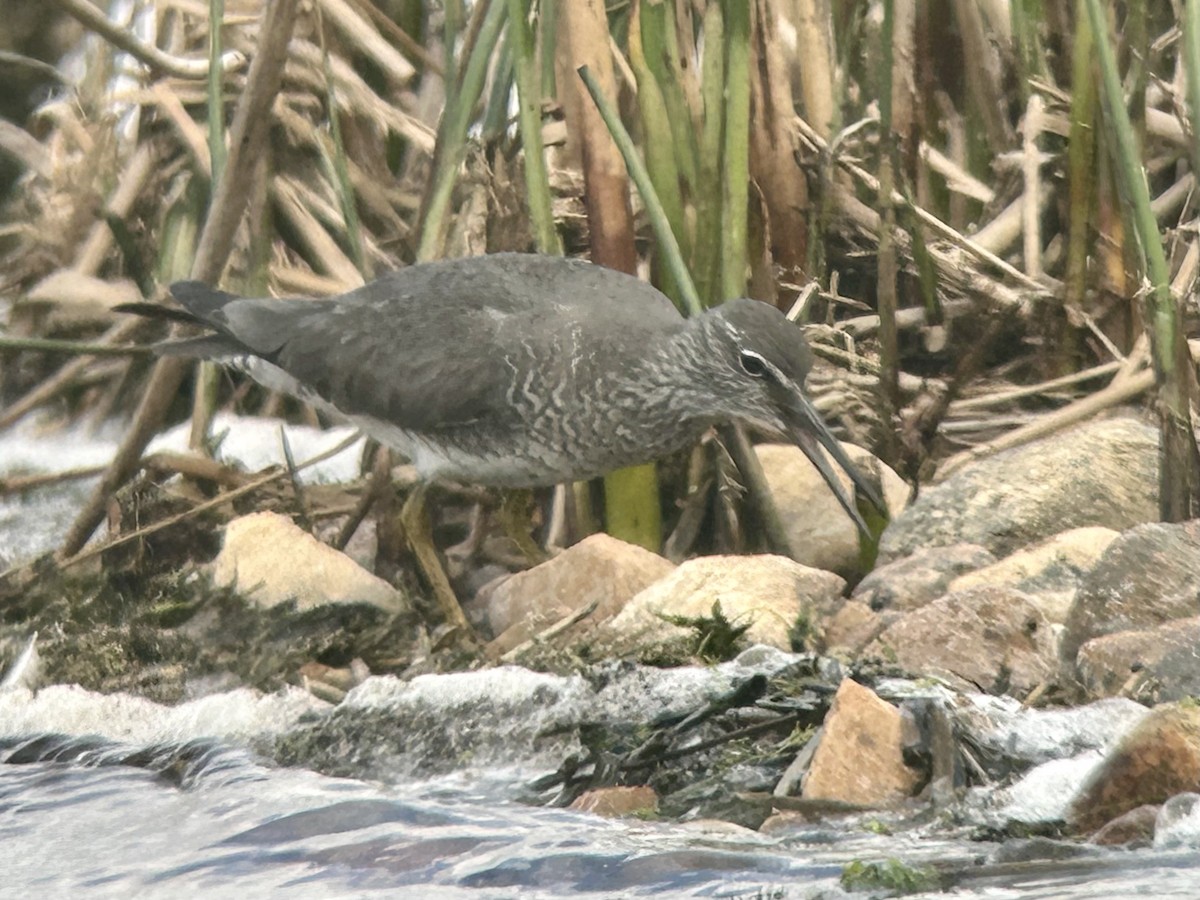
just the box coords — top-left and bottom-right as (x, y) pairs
(122, 254), (882, 629)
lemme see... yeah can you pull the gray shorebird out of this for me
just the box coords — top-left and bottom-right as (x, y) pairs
(121, 254), (883, 632)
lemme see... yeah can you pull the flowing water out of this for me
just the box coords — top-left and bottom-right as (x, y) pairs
(4, 419), (1200, 898)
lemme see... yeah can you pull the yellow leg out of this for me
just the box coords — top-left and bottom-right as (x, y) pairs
(400, 484), (474, 637)
(499, 488), (548, 565)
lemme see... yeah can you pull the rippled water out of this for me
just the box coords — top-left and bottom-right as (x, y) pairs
(3, 715), (1200, 899)
(5, 421), (1200, 897)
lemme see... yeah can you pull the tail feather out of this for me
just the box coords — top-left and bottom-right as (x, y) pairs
(116, 283), (252, 361)
(169, 281), (241, 324)
(153, 335), (245, 360)
(112, 301), (200, 326)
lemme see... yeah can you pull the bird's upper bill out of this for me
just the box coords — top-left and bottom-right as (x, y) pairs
(777, 388), (885, 537)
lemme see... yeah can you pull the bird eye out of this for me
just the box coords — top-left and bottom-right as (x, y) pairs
(739, 350), (769, 378)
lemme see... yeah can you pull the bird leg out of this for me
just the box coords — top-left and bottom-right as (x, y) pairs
(498, 488), (548, 565)
(399, 483), (475, 637)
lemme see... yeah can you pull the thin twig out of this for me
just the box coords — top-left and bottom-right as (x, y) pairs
(796, 115), (1049, 294)
(499, 599), (601, 663)
(0, 465), (106, 496)
(57, 431), (361, 571)
(0, 336), (151, 357)
(47, 0), (246, 79)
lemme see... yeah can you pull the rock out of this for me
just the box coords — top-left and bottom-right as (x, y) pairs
(1154, 792), (1200, 848)
(1088, 804), (1159, 847)
(864, 587), (1056, 694)
(880, 417), (1158, 562)
(822, 599), (892, 656)
(852, 544), (996, 613)
(211, 512), (407, 613)
(1060, 521), (1200, 667)
(485, 534), (674, 653)
(600, 556), (845, 655)
(1076, 617), (1200, 703)
(801, 678), (921, 807)
(755, 442), (909, 579)
(955, 695), (1149, 771)
(569, 785), (658, 818)
(1068, 703), (1200, 834)
(948, 527), (1118, 625)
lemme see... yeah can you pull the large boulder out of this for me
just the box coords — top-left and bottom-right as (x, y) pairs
(600, 555), (845, 656)
(1076, 617), (1200, 703)
(853, 543), (996, 613)
(1060, 521), (1200, 667)
(756, 442), (909, 579)
(864, 586), (1056, 694)
(1068, 703), (1200, 834)
(485, 534), (675, 654)
(880, 417), (1157, 562)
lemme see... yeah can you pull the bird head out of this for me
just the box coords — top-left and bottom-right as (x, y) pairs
(690, 298), (885, 535)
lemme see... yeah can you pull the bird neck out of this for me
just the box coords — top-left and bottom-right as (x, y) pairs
(638, 316), (740, 424)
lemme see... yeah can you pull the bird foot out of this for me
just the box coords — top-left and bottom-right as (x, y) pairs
(400, 486), (476, 640)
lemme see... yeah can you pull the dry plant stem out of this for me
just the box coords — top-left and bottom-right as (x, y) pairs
(936, 368), (1156, 480)
(271, 181), (364, 288)
(559, 2), (636, 275)
(315, 0), (416, 84)
(0, 318), (144, 430)
(286, 41), (436, 152)
(74, 142), (159, 276)
(564, 0), (653, 545)
(497, 598), (600, 664)
(47, 0), (246, 79)
(796, 116), (1045, 294)
(950, 360), (1123, 412)
(332, 445), (391, 551)
(56, 431), (361, 572)
(790, 0), (837, 138)
(0, 120), (50, 176)
(0, 465), (106, 496)
(952, 0), (1013, 149)
(0, 336), (150, 357)
(1021, 94), (1045, 279)
(142, 451), (252, 488)
(344, 0), (441, 74)
(59, 0), (301, 559)
(918, 142), (994, 203)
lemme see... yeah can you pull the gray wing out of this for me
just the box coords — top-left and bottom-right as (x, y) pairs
(177, 254), (683, 433)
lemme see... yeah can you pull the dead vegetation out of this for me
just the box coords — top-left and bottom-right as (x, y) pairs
(1, 1), (1198, 612)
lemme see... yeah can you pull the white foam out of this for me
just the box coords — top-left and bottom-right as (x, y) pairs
(0, 683), (326, 745)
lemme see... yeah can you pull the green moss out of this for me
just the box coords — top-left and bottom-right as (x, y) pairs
(658, 600), (750, 662)
(840, 859), (940, 896)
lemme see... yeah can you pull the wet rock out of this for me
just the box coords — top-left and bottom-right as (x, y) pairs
(569, 785), (658, 818)
(864, 587), (1056, 694)
(485, 534), (674, 653)
(880, 417), (1158, 562)
(599, 556), (845, 656)
(1076, 617), (1200, 703)
(1088, 803), (1159, 847)
(1067, 702), (1200, 834)
(755, 442), (909, 579)
(211, 512), (409, 613)
(1154, 792), (1200, 848)
(852, 544), (996, 612)
(1060, 521), (1200, 669)
(948, 527), (1118, 625)
(801, 678), (921, 807)
(956, 694), (1148, 772)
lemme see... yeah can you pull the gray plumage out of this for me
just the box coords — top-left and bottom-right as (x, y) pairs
(131, 253), (880, 527)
